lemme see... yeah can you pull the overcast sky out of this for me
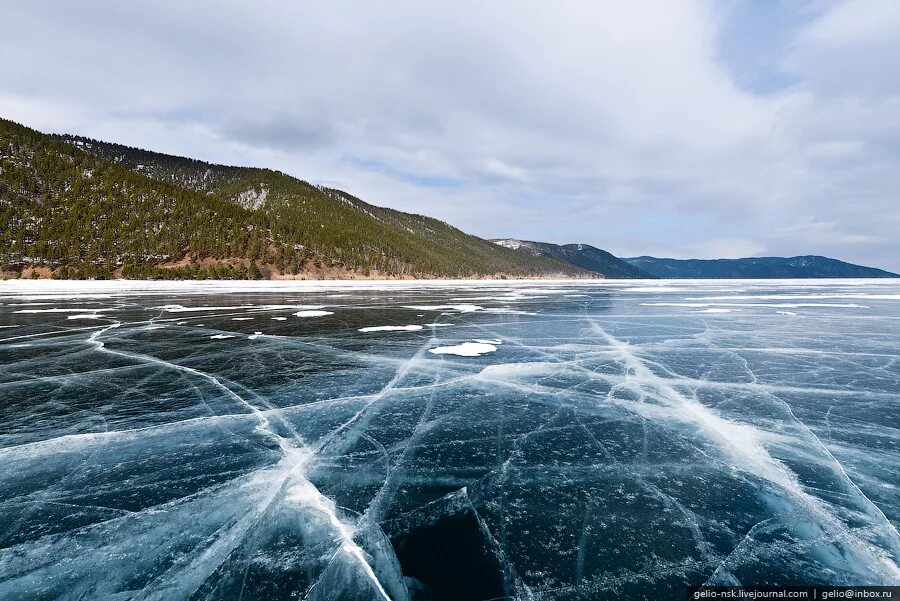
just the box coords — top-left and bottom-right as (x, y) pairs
(3, 1), (899, 270)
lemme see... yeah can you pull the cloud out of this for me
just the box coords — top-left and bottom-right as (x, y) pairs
(1, 0), (898, 270)
(683, 239), (769, 261)
(219, 113), (337, 153)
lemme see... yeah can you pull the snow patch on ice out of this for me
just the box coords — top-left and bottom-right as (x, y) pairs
(16, 307), (110, 314)
(256, 304), (325, 311)
(429, 341), (499, 356)
(159, 305), (251, 313)
(359, 325), (423, 332)
(294, 310), (334, 318)
(482, 307), (537, 315)
(405, 304), (535, 315)
(405, 304), (482, 313)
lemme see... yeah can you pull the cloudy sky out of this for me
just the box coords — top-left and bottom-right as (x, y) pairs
(3, 1), (899, 270)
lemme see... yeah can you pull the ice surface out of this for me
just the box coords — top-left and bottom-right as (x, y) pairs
(1, 278), (899, 600)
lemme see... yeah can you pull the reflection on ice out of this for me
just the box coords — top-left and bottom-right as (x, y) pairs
(0, 278), (898, 599)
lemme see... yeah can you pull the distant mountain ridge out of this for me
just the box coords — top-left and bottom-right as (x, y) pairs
(0, 117), (591, 279)
(492, 239), (651, 278)
(624, 255), (898, 278)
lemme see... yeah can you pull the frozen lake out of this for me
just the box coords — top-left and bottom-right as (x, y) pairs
(0, 279), (898, 600)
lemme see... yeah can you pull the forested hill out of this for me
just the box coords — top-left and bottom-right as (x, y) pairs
(0, 118), (590, 279)
(624, 256), (899, 278)
(492, 239), (651, 278)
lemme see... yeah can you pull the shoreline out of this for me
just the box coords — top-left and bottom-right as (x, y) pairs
(1, 277), (897, 295)
(5, 266), (598, 282)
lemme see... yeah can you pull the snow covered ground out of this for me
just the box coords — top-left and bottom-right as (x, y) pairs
(0, 279), (898, 599)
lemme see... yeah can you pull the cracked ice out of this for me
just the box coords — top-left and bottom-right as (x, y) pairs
(0, 279), (898, 600)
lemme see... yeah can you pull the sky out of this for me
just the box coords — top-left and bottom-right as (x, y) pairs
(2, 0), (899, 271)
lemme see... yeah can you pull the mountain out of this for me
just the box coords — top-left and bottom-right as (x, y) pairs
(624, 256), (899, 279)
(492, 239), (651, 278)
(0, 118), (591, 279)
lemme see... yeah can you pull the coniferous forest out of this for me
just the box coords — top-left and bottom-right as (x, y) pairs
(0, 118), (590, 280)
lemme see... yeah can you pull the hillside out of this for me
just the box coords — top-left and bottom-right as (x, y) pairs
(624, 256), (899, 278)
(492, 239), (651, 278)
(0, 118), (590, 279)
(1, 121), (273, 279)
